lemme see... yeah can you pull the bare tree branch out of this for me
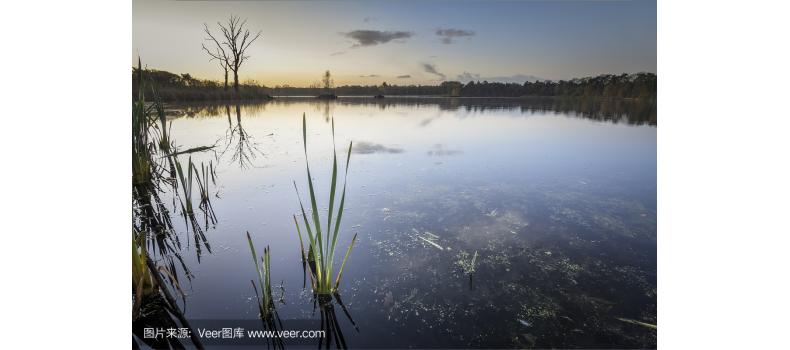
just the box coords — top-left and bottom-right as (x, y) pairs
(207, 15), (262, 94)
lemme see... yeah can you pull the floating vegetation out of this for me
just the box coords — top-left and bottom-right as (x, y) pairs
(615, 317), (657, 330)
(293, 113), (358, 295)
(352, 182), (656, 348)
(455, 250), (478, 275)
(417, 235), (444, 251)
(131, 81), (656, 348)
(164, 145), (217, 158)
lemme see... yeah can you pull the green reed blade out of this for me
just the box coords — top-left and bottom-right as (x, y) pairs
(326, 118), (338, 247)
(328, 141), (353, 281)
(251, 280), (263, 312)
(334, 233), (358, 291)
(246, 232), (265, 297)
(264, 246), (271, 304)
(302, 114), (325, 275)
(295, 183), (324, 285)
(293, 215), (307, 263)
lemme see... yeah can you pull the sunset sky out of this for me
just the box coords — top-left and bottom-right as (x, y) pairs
(133, 0), (656, 87)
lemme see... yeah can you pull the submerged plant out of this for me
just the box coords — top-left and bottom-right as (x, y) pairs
(294, 113), (357, 295)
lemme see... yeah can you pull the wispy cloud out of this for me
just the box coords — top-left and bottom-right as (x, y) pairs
(435, 28), (475, 44)
(422, 63), (446, 80)
(422, 63), (445, 80)
(359, 74), (380, 78)
(330, 51), (346, 56)
(397, 74), (411, 79)
(344, 30), (413, 47)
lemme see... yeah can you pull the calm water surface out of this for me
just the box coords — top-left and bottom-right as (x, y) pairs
(153, 97), (656, 348)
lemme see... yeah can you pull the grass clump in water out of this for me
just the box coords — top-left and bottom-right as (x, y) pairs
(246, 232), (285, 348)
(246, 232), (274, 316)
(294, 113), (357, 295)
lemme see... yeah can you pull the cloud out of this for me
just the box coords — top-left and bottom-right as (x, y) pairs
(359, 74), (380, 78)
(396, 75), (411, 79)
(421, 63), (445, 80)
(329, 51), (346, 56)
(435, 28), (475, 44)
(456, 71), (543, 83)
(363, 17), (376, 23)
(344, 30), (413, 47)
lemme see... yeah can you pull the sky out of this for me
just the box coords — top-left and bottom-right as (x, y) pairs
(133, 0), (656, 87)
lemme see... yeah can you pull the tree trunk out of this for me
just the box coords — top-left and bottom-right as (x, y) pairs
(223, 68), (228, 91)
(233, 70), (239, 94)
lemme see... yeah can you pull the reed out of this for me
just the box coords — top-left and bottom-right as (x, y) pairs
(132, 58), (153, 187)
(174, 156), (195, 214)
(294, 113), (357, 295)
(246, 232), (274, 316)
(132, 230), (155, 316)
(193, 161), (216, 217)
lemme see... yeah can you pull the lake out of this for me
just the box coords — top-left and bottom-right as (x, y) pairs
(135, 97), (656, 348)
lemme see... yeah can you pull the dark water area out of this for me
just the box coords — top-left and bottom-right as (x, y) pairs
(136, 97), (656, 348)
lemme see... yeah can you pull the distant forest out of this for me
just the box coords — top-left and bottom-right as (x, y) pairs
(133, 67), (656, 101)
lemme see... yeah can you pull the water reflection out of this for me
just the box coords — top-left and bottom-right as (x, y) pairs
(132, 101), (220, 349)
(155, 96), (656, 348)
(166, 96), (656, 126)
(313, 294), (359, 349)
(221, 103), (266, 170)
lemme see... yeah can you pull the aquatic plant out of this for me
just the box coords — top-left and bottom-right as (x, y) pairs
(132, 59), (154, 188)
(294, 113), (357, 295)
(316, 293), (359, 349)
(172, 155), (213, 259)
(132, 230), (156, 320)
(417, 231), (444, 250)
(615, 317), (657, 330)
(174, 157), (215, 217)
(193, 161), (217, 222)
(174, 156), (195, 214)
(456, 250), (478, 275)
(246, 232), (274, 316)
(246, 232), (286, 348)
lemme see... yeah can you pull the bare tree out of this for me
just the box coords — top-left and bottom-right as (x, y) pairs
(203, 16), (261, 94)
(202, 27), (231, 91)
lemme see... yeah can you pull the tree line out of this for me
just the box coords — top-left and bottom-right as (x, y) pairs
(271, 72), (656, 98)
(133, 68), (655, 101)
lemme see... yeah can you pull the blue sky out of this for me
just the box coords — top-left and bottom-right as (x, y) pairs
(133, 0), (656, 86)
